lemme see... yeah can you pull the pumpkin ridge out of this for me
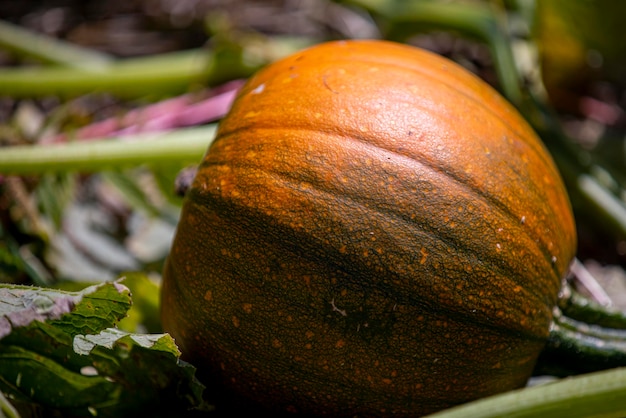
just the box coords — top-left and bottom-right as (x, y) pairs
(205, 124), (566, 296)
(212, 122), (556, 229)
(246, 40), (550, 166)
(216, 84), (566, 222)
(331, 130), (566, 271)
(187, 172), (556, 340)
(197, 151), (563, 314)
(183, 191), (552, 347)
(226, 52), (563, 214)
(165, 208), (547, 418)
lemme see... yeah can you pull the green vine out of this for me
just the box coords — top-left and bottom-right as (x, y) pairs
(0, 126), (214, 175)
(424, 366), (626, 418)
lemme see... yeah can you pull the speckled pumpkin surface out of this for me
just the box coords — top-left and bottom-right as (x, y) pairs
(161, 40), (577, 417)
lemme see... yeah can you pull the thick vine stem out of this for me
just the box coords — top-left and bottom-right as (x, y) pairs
(0, 19), (114, 70)
(545, 312), (626, 372)
(0, 126), (215, 175)
(534, 282), (626, 375)
(0, 390), (20, 418)
(558, 282), (626, 330)
(0, 34), (310, 98)
(423, 366), (626, 418)
(0, 49), (234, 99)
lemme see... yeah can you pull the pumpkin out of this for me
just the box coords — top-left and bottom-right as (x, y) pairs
(160, 39), (577, 417)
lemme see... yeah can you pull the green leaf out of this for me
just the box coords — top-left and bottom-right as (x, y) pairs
(0, 281), (129, 339)
(53, 281), (132, 336)
(0, 282), (209, 417)
(72, 327), (169, 355)
(117, 273), (163, 334)
(71, 328), (209, 417)
(0, 343), (115, 410)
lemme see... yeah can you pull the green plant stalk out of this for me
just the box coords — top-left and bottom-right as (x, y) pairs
(0, 126), (216, 175)
(0, 389), (20, 418)
(0, 19), (114, 70)
(577, 174), (626, 236)
(559, 284), (626, 330)
(0, 36), (311, 98)
(552, 315), (626, 351)
(424, 367), (626, 418)
(0, 49), (226, 98)
(539, 291), (626, 374)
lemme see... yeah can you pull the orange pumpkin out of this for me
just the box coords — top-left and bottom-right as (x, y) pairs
(161, 40), (577, 417)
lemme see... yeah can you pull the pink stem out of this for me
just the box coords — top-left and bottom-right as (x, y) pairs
(42, 79), (245, 144)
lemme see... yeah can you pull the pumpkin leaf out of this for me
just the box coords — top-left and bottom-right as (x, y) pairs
(0, 281), (130, 339)
(116, 273), (163, 334)
(0, 281), (209, 417)
(69, 328), (209, 417)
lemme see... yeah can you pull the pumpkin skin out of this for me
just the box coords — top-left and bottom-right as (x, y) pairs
(161, 40), (577, 417)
